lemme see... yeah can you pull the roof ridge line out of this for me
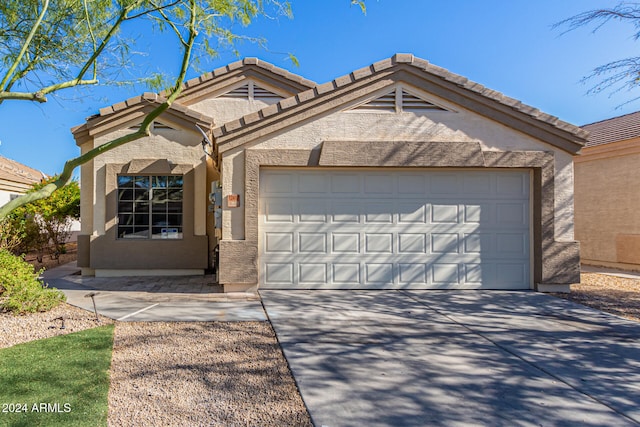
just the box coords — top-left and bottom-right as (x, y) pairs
(213, 53), (588, 143)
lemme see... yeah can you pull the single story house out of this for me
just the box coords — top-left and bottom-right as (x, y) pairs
(73, 54), (587, 292)
(575, 111), (640, 271)
(0, 155), (46, 206)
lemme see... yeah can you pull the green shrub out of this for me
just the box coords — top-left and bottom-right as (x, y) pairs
(0, 250), (65, 314)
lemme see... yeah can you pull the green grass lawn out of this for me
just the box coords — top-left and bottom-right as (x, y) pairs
(0, 325), (114, 427)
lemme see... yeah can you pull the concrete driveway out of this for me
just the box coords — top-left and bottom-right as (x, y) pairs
(261, 290), (640, 427)
(43, 263), (265, 322)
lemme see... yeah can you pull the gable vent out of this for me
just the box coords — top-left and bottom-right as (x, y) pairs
(352, 88), (449, 113)
(127, 121), (176, 130)
(401, 90), (446, 112)
(219, 82), (283, 102)
(354, 91), (396, 112)
(154, 121), (175, 130)
(253, 85), (283, 101)
(220, 84), (250, 98)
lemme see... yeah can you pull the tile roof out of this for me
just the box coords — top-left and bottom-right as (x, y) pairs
(213, 54), (589, 145)
(582, 111), (640, 147)
(0, 155), (46, 185)
(72, 92), (215, 140)
(170, 57), (316, 98)
(72, 58), (314, 139)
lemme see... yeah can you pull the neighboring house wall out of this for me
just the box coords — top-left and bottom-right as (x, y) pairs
(0, 155), (47, 204)
(575, 134), (640, 271)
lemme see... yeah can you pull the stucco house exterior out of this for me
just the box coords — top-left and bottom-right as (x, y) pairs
(0, 155), (46, 205)
(575, 111), (640, 271)
(72, 54), (587, 292)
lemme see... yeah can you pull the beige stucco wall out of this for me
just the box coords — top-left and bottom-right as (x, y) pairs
(221, 87), (576, 243)
(78, 124), (211, 274)
(89, 127), (206, 237)
(575, 139), (640, 270)
(187, 79), (285, 125)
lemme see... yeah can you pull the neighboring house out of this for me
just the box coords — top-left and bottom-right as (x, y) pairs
(575, 111), (640, 272)
(72, 54), (587, 292)
(0, 155), (46, 205)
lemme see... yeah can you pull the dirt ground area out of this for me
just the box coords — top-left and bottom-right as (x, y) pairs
(23, 241), (78, 273)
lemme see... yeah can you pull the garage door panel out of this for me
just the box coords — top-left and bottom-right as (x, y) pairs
(432, 263), (461, 284)
(364, 174), (393, 193)
(299, 233), (327, 253)
(496, 174), (528, 196)
(299, 263), (327, 284)
(333, 263), (361, 284)
(264, 199), (294, 223)
(265, 263), (294, 285)
(365, 233), (393, 253)
(298, 201), (328, 223)
(463, 174), (491, 194)
(265, 232), (294, 253)
(365, 263), (394, 284)
(331, 203), (361, 223)
(497, 203), (528, 226)
(331, 174), (360, 193)
(431, 233), (459, 254)
(431, 174), (459, 193)
(332, 233), (360, 253)
(431, 204), (459, 223)
(398, 203), (427, 223)
(298, 173), (328, 193)
(260, 170), (530, 289)
(398, 175), (425, 194)
(399, 233), (427, 253)
(399, 263), (428, 284)
(464, 204), (492, 223)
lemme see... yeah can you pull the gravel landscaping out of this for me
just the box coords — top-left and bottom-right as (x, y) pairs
(552, 272), (640, 322)
(108, 321), (312, 427)
(0, 302), (113, 349)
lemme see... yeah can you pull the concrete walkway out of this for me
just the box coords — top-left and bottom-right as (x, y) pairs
(43, 262), (266, 322)
(262, 290), (640, 427)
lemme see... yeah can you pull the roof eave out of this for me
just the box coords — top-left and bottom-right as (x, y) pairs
(215, 56), (587, 155)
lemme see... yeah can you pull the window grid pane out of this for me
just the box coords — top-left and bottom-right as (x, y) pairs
(117, 175), (183, 239)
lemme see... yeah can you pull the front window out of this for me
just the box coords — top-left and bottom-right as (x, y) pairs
(117, 175), (183, 239)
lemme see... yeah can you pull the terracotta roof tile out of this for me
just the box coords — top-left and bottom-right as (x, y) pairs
(582, 111), (640, 147)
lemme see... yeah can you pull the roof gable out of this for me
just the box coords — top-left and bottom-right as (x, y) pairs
(72, 93), (214, 146)
(168, 58), (316, 105)
(72, 58), (315, 146)
(214, 54), (588, 155)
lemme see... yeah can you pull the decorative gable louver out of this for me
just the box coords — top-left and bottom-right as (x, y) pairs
(353, 88), (447, 113)
(401, 90), (446, 112)
(221, 84), (250, 98)
(219, 82), (283, 102)
(355, 91), (396, 112)
(253, 85), (282, 101)
(128, 121), (175, 130)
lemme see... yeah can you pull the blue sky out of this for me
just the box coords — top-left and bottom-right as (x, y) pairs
(1, 0), (639, 175)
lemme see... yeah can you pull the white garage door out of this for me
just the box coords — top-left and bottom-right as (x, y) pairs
(259, 169), (531, 289)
